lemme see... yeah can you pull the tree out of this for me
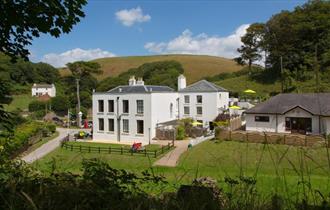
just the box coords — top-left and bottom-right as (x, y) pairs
(0, 0), (87, 131)
(235, 23), (265, 74)
(0, 0), (87, 60)
(66, 61), (102, 79)
(51, 95), (70, 113)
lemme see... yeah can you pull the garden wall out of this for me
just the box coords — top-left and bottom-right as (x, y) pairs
(216, 130), (329, 147)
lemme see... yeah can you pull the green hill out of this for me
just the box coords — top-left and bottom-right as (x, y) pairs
(60, 54), (243, 83)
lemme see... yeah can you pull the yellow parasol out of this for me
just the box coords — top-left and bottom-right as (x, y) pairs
(244, 89), (256, 94)
(191, 121), (203, 126)
(229, 105), (241, 110)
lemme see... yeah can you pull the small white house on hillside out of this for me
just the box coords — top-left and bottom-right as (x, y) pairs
(32, 83), (56, 97)
(92, 75), (229, 144)
(245, 93), (330, 135)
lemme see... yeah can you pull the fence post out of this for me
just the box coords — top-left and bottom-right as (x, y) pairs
(121, 147), (123, 155)
(229, 131), (232, 140)
(71, 144), (73, 151)
(98, 147), (100, 153)
(145, 149), (147, 157)
(154, 150), (157, 158)
(161, 145), (164, 154)
(284, 135), (286, 145)
(109, 146), (111, 154)
(131, 148), (133, 156)
(80, 145), (81, 152)
(305, 135), (307, 147)
(89, 146), (91, 153)
(246, 132), (248, 142)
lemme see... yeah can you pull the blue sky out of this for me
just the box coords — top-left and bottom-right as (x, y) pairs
(29, 0), (307, 67)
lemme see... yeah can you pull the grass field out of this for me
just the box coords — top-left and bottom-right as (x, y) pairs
(4, 93), (35, 112)
(60, 54), (243, 83)
(33, 140), (330, 196)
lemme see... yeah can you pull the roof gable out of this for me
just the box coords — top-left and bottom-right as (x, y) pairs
(179, 80), (227, 92)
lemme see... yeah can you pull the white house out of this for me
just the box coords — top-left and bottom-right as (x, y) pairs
(32, 83), (56, 97)
(177, 75), (229, 128)
(92, 75), (229, 144)
(245, 93), (330, 135)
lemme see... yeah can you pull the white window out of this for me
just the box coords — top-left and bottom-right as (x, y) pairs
(123, 100), (129, 113)
(197, 95), (203, 104)
(123, 119), (129, 133)
(197, 106), (203, 115)
(108, 100), (114, 113)
(108, 119), (114, 132)
(98, 100), (104, 112)
(184, 106), (190, 115)
(184, 95), (190, 104)
(136, 100), (144, 114)
(98, 118), (104, 131)
(137, 120), (144, 134)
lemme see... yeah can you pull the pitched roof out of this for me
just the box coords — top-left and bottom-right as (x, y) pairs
(107, 85), (174, 94)
(245, 93), (330, 116)
(32, 84), (53, 88)
(179, 80), (227, 92)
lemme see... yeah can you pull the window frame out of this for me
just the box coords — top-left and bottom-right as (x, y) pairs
(122, 100), (129, 114)
(122, 119), (129, 133)
(136, 120), (144, 134)
(255, 116), (270, 122)
(136, 100), (144, 114)
(196, 106), (203, 115)
(108, 118), (114, 132)
(197, 95), (203, 104)
(98, 100), (104, 112)
(108, 100), (114, 113)
(184, 95), (190, 104)
(184, 106), (190, 115)
(98, 118), (104, 131)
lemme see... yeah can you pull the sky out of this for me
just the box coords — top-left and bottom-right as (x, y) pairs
(29, 0), (307, 67)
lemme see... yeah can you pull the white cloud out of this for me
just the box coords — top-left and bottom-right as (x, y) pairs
(115, 6), (151, 27)
(144, 24), (250, 58)
(42, 48), (116, 67)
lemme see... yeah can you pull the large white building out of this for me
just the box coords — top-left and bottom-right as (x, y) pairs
(92, 75), (229, 144)
(31, 83), (56, 97)
(245, 93), (330, 135)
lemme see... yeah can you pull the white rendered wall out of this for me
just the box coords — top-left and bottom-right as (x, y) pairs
(31, 86), (56, 97)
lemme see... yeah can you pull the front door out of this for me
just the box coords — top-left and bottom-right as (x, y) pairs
(288, 117), (312, 134)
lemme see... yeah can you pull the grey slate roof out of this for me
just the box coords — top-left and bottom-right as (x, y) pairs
(107, 85), (174, 94)
(33, 84), (53, 88)
(179, 80), (228, 92)
(245, 93), (330, 116)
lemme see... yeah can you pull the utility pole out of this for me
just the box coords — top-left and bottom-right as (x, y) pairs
(76, 78), (81, 127)
(280, 56), (284, 93)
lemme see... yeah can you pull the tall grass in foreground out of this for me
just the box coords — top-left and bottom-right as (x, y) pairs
(1, 138), (330, 209)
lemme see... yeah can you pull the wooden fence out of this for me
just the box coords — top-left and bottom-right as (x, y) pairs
(61, 142), (174, 158)
(216, 130), (329, 148)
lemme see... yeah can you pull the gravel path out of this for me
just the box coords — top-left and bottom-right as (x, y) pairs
(153, 140), (190, 167)
(21, 128), (81, 163)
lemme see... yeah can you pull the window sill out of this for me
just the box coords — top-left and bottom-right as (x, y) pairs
(136, 133), (144, 137)
(97, 112), (104, 115)
(122, 113), (129, 116)
(196, 114), (203, 117)
(97, 131), (104, 133)
(135, 113), (144, 117)
(107, 131), (115, 134)
(107, 112), (115, 115)
(121, 132), (129, 135)
(183, 114), (190, 116)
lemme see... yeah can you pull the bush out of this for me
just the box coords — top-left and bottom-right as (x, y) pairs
(28, 100), (47, 112)
(176, 125), (185, 140)
(46, 124), (56, 133)
(51, 95), (69, 112)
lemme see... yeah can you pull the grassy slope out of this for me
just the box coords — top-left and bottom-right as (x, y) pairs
(33, 140), (330, 195)
(60, 54), (243, 83)
(4, 93), (35, 112)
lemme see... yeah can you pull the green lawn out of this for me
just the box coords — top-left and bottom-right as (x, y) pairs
(33, 140), (330, 195)
(4, 93), (35, 112)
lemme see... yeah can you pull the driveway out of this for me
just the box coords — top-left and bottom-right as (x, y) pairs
(21, 127), (82, 163)
(153, 140), (190, 167)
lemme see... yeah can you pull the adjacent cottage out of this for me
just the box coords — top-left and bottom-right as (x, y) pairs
(92, 75), (229, 144)
(32, 83), (56, 97)
(245, 93), (330, 135)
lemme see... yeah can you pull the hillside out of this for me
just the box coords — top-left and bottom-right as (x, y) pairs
(60, 54), (243, 83)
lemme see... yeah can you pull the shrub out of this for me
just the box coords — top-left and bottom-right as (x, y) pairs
(28, 100), (47, 112)
(176, 125), (185, 140)
(46, 124), (56, 133)
(51, 95), (69, 112)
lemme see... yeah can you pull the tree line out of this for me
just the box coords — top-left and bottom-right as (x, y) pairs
(235, 0), (330, 93)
